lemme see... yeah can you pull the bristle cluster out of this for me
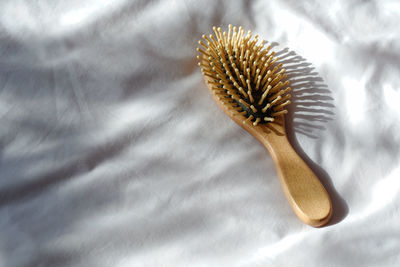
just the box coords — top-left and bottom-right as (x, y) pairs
(197, 25), (291, 126)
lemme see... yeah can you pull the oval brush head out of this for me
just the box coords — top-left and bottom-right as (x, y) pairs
(197, 25), (291, 126)
(197, 25), (332, 227)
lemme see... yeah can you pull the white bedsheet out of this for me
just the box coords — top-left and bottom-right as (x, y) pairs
(1, 0), (400, 266)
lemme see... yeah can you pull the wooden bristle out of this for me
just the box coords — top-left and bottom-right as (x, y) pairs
(197, 25), (291, 125)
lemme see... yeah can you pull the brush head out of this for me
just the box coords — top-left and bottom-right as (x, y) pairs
(197, 25), (291, 126)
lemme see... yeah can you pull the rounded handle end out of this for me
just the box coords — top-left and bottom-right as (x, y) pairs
(296, 198), (332, 227)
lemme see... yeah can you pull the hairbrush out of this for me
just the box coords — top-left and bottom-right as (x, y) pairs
(197, 25), (332, 227)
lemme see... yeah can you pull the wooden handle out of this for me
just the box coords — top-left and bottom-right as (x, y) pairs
(262, 129), (332, 227)
(203, 72), (332, 226)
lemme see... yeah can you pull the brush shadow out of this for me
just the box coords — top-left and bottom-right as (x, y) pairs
(271, 44), (348, 226)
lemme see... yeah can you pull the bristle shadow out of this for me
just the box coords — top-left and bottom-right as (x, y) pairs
(274, 49), (335, 137)
(272, 44), (348, 225)
(265, 123), (285, 136)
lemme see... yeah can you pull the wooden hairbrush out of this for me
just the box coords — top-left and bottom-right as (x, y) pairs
(197, 25), (332, 227)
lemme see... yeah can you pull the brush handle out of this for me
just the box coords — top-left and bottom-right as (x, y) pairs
(262, 131), (332, 227)
(204, 73), (332, 226)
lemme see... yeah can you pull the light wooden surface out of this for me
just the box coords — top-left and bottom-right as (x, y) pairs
(204, 75), (332, 227)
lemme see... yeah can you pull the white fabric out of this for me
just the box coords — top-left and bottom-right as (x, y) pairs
(1, 0), (400, 266)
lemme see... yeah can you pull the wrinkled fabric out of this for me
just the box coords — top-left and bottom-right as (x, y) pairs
(1, 0), (400, 266)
